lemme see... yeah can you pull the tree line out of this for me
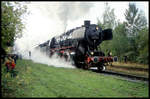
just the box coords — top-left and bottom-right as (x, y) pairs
(97, 3), (148, 64)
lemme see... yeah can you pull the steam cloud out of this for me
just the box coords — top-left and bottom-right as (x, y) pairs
(36, 2), (94, 32)
(57, 2), (94, 32)
(13, 2), (94, 68)
(31, 49), (75, 68)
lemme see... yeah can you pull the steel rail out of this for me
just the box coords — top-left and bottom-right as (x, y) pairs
(90, 69), (149, 82)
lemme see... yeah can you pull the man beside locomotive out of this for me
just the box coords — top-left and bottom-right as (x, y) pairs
(29, 51), (31, 59)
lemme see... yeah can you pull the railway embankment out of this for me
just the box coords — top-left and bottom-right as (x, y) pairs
(106, 62), (149, 78)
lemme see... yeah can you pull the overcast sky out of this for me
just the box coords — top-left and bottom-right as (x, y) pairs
(14, 1), (148, 55)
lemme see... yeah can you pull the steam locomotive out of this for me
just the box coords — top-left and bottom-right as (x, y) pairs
(36, 20), (113, 71)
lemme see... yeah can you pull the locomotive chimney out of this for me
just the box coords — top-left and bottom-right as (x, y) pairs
(84, 20), (90, 27)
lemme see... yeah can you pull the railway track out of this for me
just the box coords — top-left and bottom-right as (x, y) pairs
(90, 68), (149, 82)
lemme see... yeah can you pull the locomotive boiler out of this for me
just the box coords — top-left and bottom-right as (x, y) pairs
(37, 20), (113, 71)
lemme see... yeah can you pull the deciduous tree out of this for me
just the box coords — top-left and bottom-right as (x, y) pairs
(1, 1), (27, 52)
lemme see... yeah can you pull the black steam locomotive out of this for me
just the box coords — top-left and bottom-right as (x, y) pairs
(37, 20), (113, 71)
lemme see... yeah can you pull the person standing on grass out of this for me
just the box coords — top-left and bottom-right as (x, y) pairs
(5, 55), (12, 72)
(114, 56), (118, 62)
(10, 59), (16, 77)
(5, 55), (16, 77)
(124, 56), (127, 63)
(13, 54), (18, 64)
(29, 51), (31, 59)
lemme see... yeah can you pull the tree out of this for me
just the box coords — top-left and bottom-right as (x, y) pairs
(97, 18), (105, 29)
(135, 27), (149, 64)
(124, 3), (147, 37)
(1, 1), (27, 52)
(97, 3), (117, 55)
(112, 22), (129, 56)
(124, 3), (148, 62)
(97, 3), (148, 64)
(102, 2), (117, 29)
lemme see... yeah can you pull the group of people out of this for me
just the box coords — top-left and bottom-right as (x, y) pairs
(4, 54), (18, 77)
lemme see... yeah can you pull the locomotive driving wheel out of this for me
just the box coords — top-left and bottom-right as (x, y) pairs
(82, 64), (89, 70)
(97, 64), (106, 72)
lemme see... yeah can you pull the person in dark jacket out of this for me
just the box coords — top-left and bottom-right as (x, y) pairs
(114, 56), (118, 62)
(124, 56), (127, 63)
(29, 51), (31, 59)
(13, 54), (18, 64)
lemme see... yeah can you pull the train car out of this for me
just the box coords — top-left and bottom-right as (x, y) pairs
(37, 20), (113, 71)
(36, 40), (51, 56)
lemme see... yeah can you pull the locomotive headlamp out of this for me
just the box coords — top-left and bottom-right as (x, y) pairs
(96, 26), (99, 30)
(91, 52), (94, 55)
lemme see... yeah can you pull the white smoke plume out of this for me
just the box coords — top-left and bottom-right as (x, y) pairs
(13, 2), (94, 68)
(56, 2), (94, 32)
(31, 49), (75, 68)
(34, 2), (94, 32)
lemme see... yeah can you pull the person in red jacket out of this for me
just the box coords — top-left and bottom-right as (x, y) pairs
(10, 59), (16, 77)
(11, 60), (16, 69)
(5, 56), (12, 72)
(5, 55), (16, 77)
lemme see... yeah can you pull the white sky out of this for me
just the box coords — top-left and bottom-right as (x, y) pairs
(14, 1), (149, 55)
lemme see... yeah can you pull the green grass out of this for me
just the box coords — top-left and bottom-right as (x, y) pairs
(1, 59), (149, 98)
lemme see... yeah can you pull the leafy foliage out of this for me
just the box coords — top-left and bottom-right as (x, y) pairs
(124, 3), (147, 37)
(97, 3), (117, 56)
(124, 3), (148, 63)
(98, 3), (148, 64)
(101, 3), (117, 29)
(1, 1), (27, 52)
(135, 28), (149, 64)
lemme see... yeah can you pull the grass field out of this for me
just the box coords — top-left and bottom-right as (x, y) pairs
(1, 59), (149, 98)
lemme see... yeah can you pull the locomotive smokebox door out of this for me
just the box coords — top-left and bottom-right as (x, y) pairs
(84, 20), (90, 27)
(102, 29), (113, 40)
